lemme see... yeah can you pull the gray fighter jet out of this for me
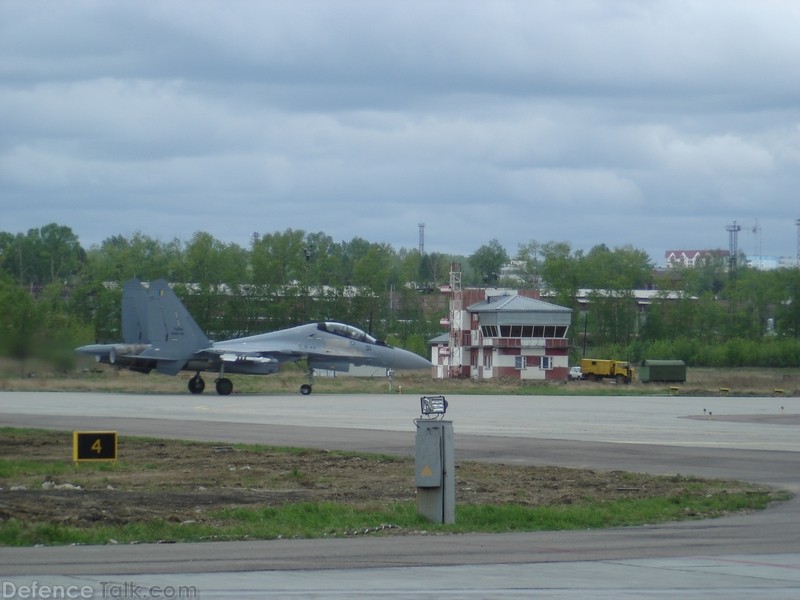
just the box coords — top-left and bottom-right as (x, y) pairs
(76, 278), (432, 395)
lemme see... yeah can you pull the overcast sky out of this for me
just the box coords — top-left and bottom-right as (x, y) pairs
(2, 0), (800, 266)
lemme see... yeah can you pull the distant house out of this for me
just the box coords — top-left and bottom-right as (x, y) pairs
(431, 290), (572, 382)
(664, 249), (730, 269)
(746, 255), (800, 270)
(572, 288), (691, 310)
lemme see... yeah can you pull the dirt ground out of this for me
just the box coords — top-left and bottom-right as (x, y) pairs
(0, 429), (770, 533)
(1, 363), (795, 537)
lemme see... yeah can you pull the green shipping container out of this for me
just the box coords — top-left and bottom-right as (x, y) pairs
(639, 360), (686, 383)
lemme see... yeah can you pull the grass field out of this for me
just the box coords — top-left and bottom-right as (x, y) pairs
(1, 357), (798, 396)
(0, 428), (790, 547)
(1, 359), (796, 547)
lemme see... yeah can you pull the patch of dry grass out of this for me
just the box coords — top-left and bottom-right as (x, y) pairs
(1, 357), (798, 396)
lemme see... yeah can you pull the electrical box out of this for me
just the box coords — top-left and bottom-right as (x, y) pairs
(415, 422), (443, 487)
(414, 420), (455, 524)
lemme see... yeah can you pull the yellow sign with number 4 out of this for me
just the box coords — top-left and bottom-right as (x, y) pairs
(73, 431), (118, 463)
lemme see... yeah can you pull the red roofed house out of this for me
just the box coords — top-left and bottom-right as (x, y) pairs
(664, 249), (730, 269)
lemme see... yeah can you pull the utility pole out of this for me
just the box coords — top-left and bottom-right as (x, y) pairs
(727, 221), (742, 279)
(796, 218), (800, 268)
(448, 262), (463, 379)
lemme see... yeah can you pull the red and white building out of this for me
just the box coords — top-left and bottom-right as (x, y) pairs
(431, 288), (572, 381)
(664, 249), (730, 269)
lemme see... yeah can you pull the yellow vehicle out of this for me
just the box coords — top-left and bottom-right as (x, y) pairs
(579, 358), (635, 384)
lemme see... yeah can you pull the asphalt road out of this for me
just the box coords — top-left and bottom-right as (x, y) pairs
(1, 391), (799, 598)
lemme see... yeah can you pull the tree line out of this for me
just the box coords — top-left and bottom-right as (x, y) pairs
(1, 223), (800, 372)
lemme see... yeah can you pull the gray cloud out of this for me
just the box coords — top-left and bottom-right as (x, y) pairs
(2, 0), (800, 264)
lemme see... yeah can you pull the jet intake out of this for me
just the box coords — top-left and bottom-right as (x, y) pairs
(308, 357), (352, 372)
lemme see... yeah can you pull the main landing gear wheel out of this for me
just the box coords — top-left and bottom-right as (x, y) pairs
(188, 374), (205, 394)
(216, 377), (233, 396)
(300, 383), (312, 395)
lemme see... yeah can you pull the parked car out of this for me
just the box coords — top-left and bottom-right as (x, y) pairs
(568, 366), (583, 381)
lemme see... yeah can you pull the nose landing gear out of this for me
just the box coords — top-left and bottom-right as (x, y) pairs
(216, 377), (233, 396)
(300, 366), (314, 395)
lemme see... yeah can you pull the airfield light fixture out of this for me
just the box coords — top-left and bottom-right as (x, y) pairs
(419, 395), (448, 419)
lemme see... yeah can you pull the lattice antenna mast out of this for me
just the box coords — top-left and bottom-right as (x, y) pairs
(751, 219), (761, 270)
(418, 223), (425, 256)
(448, 262), (463, 379)
(727, 221), (742, 278)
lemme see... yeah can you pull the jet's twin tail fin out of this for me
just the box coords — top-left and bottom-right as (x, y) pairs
(121, 278), (150, 344)
(133, 279), (212, 375)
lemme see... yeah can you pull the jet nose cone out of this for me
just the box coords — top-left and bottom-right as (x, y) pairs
(394, 348), (433, 370)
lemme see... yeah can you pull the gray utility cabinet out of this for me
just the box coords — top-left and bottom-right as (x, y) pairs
(415, 420), (455, 524)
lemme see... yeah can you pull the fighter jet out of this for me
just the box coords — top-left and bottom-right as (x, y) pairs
(76, 278), (432, 395)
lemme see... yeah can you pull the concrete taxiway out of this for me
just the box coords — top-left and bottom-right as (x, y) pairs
(1, 390), (799, 598)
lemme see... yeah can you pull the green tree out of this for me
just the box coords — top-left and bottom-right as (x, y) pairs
(184, 231), (248, 286)
(581, 244), (653, 290)
(0, 231), (17, 278)
(352, 243), (395, 290)
(586, 289), (637, 347)
(35, 282), (94, 370)
(539, 242), (581, 303)
(515, 241), (544, 290)
(87, 232), (179, 283)
(0, 277), (92, 371)
(0, 224), (85, 286)
(681, 254), (728, 296)
(0, 275), (37, 366)
(251, 229), (308, 286)
(36, 223), (86, 284)
(304, 232), (345, 287)
(468, 239), (509, 285)
(775, 268), (800, 338)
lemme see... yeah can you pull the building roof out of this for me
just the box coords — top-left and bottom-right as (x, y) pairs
(429, 333), (449, 345)
(664, 249), (730, 258)
(575, 288), (691, 301)
(467, 293), (571, 313)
